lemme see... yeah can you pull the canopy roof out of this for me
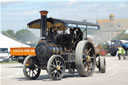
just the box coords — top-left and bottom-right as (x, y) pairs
(27, 18), (100, 31)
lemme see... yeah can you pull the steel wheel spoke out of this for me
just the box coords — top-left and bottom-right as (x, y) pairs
(29, 70), (31, 77)
(54, 59), (57, 66)
(27, 69), (31, 74)
(56, 71), (61, 78)
(32, 70), (36, 76)
(51, 64), (56, 67)
(51, 70), (55, 75)
(58, 61), (62, 66)
(32, 71), (34, 77)
(51, 63), (56, 70)
(83, 45), (94, 73)
(52, 72), (56, 78)
(86, 48), (92, 55)
(60, 66), (64, 69)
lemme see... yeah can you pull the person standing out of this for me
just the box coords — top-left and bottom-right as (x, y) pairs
(117, 46), (126, 60)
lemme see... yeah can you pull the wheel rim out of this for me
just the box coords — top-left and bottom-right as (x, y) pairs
(82, 43), (95, 75)
(24, 56), (41, 80)
(47, 55), (65, 80)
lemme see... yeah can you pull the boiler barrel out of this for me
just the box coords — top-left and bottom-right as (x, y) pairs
(35, 42), (63, 61)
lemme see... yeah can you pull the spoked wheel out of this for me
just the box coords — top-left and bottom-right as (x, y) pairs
(23, 55), (41, 80)
(98, 56), (106, 73)
(76, 40), (96, 77)
(47, 55), (65, 80)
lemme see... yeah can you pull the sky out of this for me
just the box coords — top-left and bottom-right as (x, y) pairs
(1, 0), (128, 35)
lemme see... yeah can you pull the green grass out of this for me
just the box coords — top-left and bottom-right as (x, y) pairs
(0, 61), (18, 64)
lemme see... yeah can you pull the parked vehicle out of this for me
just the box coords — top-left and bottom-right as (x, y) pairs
(109, 40), (121, 56)
(10, 47), (35, 63)
(121, 41), (128, 50)
(0, 48), (10, 62)
(109, 40), (128, 56)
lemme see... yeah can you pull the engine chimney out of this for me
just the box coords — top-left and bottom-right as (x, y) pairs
(40, 10), (48, 39)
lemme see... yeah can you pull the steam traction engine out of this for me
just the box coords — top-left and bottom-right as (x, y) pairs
(23, 10), (105, 80)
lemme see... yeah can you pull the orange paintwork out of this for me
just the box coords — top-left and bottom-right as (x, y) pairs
(10, 47), (36, 56)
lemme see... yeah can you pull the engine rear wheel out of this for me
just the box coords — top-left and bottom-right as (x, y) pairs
(23, 55), (41, 80)
(75, 40), (96, 77)
(47, 55), (65, 80)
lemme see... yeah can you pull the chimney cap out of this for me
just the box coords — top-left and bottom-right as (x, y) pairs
(40, 10), (48, 16)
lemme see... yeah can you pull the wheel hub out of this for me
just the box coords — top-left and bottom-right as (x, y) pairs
(26, 64), (29, 67)
(86, 55), (91, 62)
(56, 65), (61, 70)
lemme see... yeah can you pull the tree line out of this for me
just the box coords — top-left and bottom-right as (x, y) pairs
(2, 29), (39, 44)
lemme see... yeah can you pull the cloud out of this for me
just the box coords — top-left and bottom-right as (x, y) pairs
(69, 0), (77, 5)
(1, 0), (18, 2)
(118, 3), (128, 8)
(69, 0), (85, 5)
(1, 0), (23, 3)
(1, 1), (128, 32)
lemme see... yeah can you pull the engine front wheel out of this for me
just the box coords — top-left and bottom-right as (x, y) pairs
(23, 55), (41, 80)
(47, 55), (65, 80)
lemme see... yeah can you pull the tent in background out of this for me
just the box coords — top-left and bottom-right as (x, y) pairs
(0, 33), (30, 51)
(0, 33), (30, 62)
(124, 29), (128, 34)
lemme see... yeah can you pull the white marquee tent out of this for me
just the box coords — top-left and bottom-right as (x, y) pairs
(124, 29), (128, 34)
(0, 33), (30, 50)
